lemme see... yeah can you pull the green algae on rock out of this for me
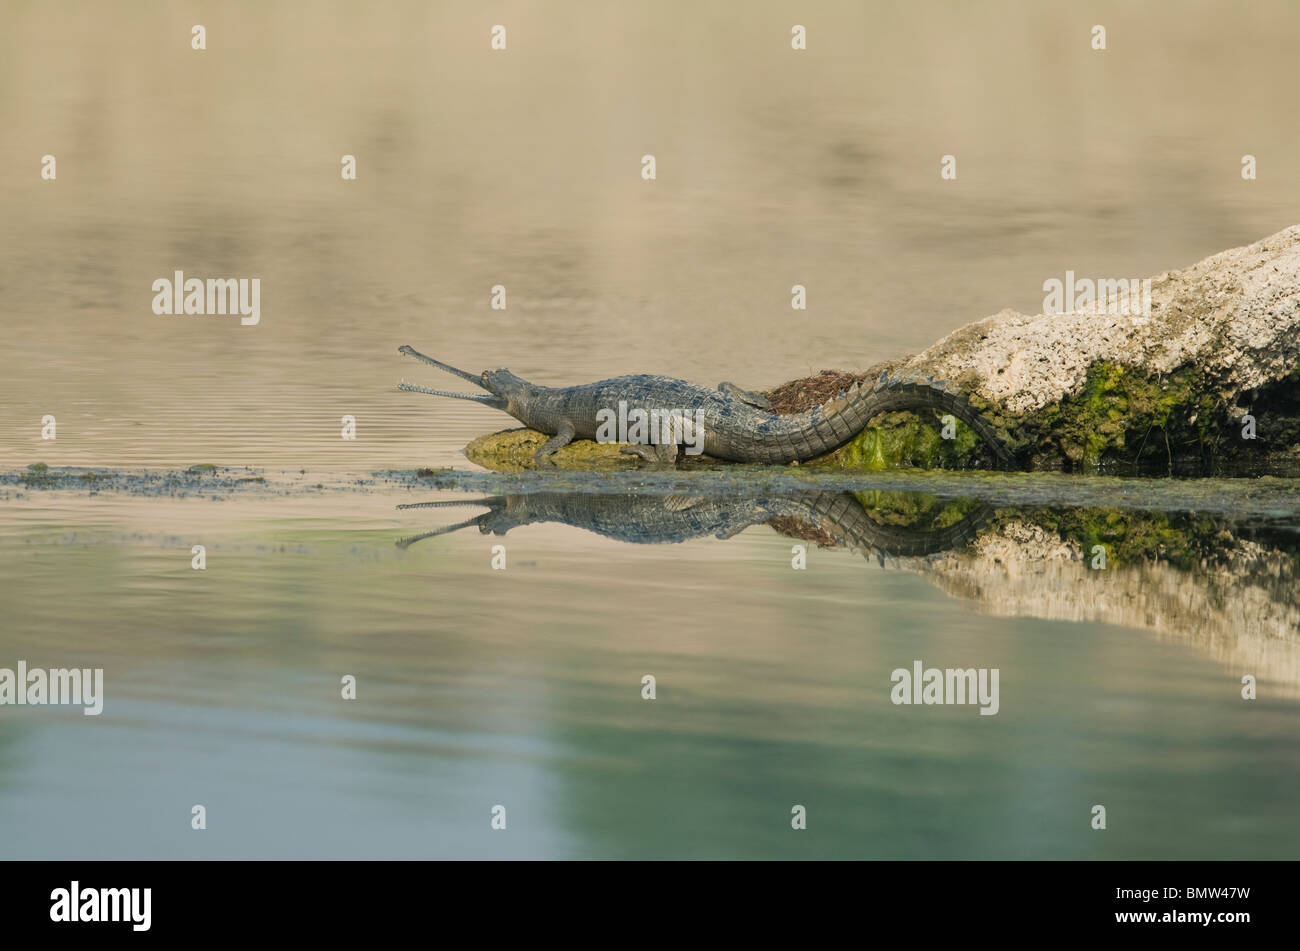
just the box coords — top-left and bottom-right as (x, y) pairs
(816, 410), (985, 471)
(465, 429), (639, 472)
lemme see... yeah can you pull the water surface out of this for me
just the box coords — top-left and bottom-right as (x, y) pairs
(1, 470), (1297, 859)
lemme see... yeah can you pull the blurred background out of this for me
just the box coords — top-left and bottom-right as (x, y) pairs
(1, 0), (1297, 468)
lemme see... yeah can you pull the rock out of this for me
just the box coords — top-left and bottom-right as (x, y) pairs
(900, 224), (1300, 416)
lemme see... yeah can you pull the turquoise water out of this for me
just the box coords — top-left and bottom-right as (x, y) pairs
(1, 472), (1296, 859)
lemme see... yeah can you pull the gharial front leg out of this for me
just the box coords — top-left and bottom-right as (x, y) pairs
(533, 422), (576, 466)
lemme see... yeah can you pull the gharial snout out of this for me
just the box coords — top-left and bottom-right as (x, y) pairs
(397, 345), (509, 409)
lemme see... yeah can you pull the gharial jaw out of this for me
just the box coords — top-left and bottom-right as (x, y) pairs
(396, 345), (509, 410)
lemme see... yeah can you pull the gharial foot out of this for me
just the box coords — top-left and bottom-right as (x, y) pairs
(532, 423), (576, 467)
(619, 442), (680, 467)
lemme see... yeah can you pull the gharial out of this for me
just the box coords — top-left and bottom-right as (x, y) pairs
(396, 345), (1015, 468)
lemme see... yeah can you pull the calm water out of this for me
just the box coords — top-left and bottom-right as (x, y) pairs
(1, 472), (1298, 859)
(2, 1), (1299, 859)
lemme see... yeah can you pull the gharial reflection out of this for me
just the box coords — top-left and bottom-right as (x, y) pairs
(399, 489), (1300, 692)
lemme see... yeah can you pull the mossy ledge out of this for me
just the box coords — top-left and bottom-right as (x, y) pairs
(466, 429), (636, 472)
(465, 428), (731, 472)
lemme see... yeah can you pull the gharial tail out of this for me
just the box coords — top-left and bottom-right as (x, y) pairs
(861, 377), (1014, 469)
(775, 372), (1016, 469)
